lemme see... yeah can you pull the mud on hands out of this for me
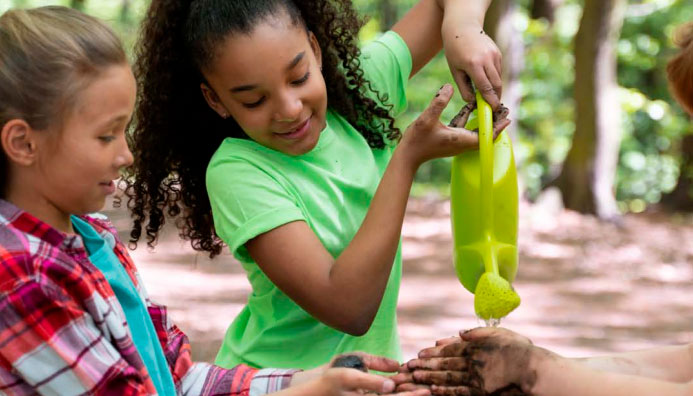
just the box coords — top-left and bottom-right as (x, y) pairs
(391, 328), (536, 395)
(448, 102), (510, 131)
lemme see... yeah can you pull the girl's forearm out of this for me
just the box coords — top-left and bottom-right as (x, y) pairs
(329, 147), (417, 334)
(573, 344), (693, 383)
(530, 348), (693, 396)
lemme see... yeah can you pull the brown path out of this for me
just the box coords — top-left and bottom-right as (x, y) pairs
(104, 194), (693, 363)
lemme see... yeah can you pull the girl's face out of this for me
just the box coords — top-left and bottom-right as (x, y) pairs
(201, 15), (328, 156)
(32, 64), (135, 223)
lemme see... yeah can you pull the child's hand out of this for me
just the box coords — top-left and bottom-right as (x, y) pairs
(290, 352), (430, 395)
(442, 20), (503, 109)
(313, 367), (431, 395)
(397, 84), (510, 171)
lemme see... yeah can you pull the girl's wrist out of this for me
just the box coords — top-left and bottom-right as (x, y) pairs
(392, 142), (422, 177)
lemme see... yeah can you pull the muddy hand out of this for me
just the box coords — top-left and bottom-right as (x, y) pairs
(399, 84), (496, 168)
(402, 328), (536, 395)
(448, 103), (511, 142)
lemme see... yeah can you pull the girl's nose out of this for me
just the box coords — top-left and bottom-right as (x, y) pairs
(117, 137), (134, 168)
(274, 93), (303, 122)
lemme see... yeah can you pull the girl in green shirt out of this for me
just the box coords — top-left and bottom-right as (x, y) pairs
(127, 0), (509, 370)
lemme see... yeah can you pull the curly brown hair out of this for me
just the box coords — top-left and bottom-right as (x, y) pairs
(126, 0), (400, 256)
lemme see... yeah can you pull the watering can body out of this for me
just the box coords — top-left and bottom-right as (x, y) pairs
(450, 99), (519, 295)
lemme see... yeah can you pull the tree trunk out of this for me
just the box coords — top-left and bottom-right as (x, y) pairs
(120, 0), (131, 23)
(484, 0), (523, 143)
(531, 0), (563, 24)
(378, 0), (397, 31)
(70, 0), (86, 11)
(555, 0), (626, 219)
(662, 134), (693, 211)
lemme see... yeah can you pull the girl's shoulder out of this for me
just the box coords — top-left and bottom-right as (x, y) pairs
(0, 204), (93, 295)
(206, 137), (286, 183)
(357, 31), (413, 116)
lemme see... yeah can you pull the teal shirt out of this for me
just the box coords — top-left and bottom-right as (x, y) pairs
(72, 216), (176, 396)
(207, 31), (412, 369)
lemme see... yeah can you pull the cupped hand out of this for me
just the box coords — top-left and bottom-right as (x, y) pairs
(316, 367), (431, 395)
(396, 328), (535, 394)
(290, 352), (431, 395)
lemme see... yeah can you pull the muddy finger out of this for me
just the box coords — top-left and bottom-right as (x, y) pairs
(391, 372), (414, 384)
(419, 342), (465, 358)
(407, 358), (467, 371)
(492, 119), (511, 140)
(412, 370), (475, 387)
(431, 385), (485, 396)
(397, 389), (433, 396)
(435, 336), (461, 347)
(396, 383), (432, 392)
(492, 105), (509, 122)
(448, 102), (476, 128)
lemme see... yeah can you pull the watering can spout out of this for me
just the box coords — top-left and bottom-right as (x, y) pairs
(450, 91), (520, 320)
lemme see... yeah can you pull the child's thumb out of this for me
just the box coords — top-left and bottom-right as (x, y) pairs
(422, 84), (453, 124)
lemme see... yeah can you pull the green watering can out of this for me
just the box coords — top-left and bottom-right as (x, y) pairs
(450, 91), (520, 321)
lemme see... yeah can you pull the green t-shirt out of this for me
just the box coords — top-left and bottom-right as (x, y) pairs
(207, 31), (412, 370)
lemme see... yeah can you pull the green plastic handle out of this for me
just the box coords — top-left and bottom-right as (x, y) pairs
(477, 91), (497, 275)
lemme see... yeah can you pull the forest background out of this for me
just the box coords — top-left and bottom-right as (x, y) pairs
(1, 0), (692, 362)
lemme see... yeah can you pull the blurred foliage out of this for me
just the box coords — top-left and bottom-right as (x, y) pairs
(2, 0), (692, 211)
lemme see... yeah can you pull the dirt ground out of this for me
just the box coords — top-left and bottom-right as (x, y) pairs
(104, 190), (693, 364)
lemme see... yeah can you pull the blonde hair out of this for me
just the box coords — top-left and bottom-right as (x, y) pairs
(0, 6), (126, 130)
(667, 22), (693, 115)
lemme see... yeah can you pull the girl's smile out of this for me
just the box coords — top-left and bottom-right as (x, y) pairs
(275, 116), (312, 140)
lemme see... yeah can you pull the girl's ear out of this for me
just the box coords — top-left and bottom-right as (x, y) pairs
(308, 31), (322, 70)
(200, 83), (230, 119)
(1, 119), (38, 167)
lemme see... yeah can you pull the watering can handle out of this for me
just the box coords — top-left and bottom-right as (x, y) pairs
(476, 91), (496, 272)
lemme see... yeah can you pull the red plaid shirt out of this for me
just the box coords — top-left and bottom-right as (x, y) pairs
(0, 199), (296, 395)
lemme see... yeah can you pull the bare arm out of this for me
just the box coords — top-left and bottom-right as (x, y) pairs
(392, 0), (443, 76)
(573, 344), (693, 383)
(531, 350), (693, 396)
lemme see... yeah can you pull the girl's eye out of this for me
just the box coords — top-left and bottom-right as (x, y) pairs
(291, 71), (310, 86)
(242, 97), (265, 109)
(99, 135), (116, 143)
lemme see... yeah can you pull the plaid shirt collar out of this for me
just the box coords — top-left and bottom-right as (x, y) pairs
(0, 198), (115, 255)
